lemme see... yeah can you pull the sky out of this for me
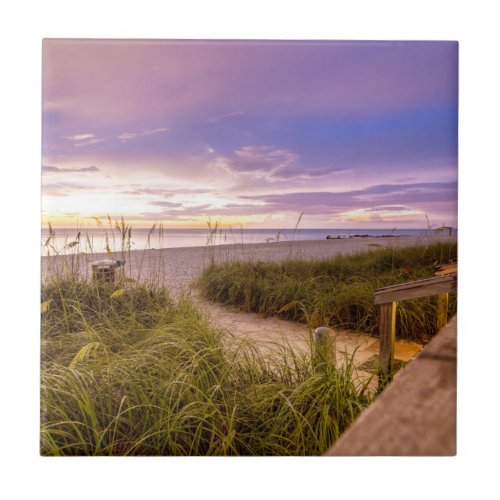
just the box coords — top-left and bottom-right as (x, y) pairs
(42, 39), (458, 229)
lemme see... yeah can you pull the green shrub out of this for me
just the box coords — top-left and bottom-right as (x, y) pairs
(199, 242), (457, 342)
(41, 277), (371, 456)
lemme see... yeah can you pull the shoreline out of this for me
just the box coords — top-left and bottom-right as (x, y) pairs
(41, 233), (456, 258)
(42, 234), (456, 297)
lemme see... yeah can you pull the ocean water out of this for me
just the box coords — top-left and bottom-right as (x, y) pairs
(41, 226), (456, 255)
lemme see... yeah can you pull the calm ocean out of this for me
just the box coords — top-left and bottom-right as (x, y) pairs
(41, 227), (456, 255)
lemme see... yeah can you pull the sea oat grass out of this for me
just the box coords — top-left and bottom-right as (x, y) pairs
(41, 275), (371, 456)
(199, 241), (457, 342)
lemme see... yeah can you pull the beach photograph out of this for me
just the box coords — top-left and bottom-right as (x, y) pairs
(41, 39), (458, 456)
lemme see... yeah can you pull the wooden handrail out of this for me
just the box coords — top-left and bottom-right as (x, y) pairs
(434, 262), (457, 276)
(375, 274), (457, 304)
(376, 267), (457, 389)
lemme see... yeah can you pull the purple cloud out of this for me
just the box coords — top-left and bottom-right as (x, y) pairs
(237, 182), (457, 215)
(120, 186), (212, 197)
(117, 127), (169, 142)
(42, 40), (457, 228)
(63, 133), (95, 141)
(209, 110), (246, 123)
(42, 165), (100, 174)
(150, 200), (184, 208)
(212, 145), (346, 181)
(213, 145), (298, 177)
(365, 205), (408, 212)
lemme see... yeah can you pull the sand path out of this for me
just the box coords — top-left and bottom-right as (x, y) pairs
(43, 235), (452, 381)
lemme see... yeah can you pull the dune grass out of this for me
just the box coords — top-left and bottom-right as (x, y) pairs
(41, 274), (372, 456)
(199, 241), (457, 342)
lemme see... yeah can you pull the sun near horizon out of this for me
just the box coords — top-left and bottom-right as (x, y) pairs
(42, 40), (458, 231)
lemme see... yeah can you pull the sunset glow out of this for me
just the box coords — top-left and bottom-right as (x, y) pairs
(42, 40), (458, 230)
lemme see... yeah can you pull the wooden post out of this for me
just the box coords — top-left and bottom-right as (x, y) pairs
(436, 293), (449, 330)
(379, 301), (397, 388)
(374, 269), (457, 390)
(314, 327), (336, 368)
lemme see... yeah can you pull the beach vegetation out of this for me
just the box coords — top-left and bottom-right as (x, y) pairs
(199, 241), (457, 342)
(41, 273), (372, 456)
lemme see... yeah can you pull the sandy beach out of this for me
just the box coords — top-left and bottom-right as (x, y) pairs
(42, 233), (454, 377)
(42, 233), (456, 297)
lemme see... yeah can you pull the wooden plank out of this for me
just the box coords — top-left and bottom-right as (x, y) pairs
(434, 263), (457, 276)
(436, 293), (449, 330)
(375, 274), (456, 297)
(327, 316), (457, 456)
(375, 274), (457, 304)
(379, 301), (397, 387)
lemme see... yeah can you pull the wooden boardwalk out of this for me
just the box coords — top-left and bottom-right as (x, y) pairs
(326, 315), (457, 456)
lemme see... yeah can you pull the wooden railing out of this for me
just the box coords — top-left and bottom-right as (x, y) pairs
(375, 263), (457, 388)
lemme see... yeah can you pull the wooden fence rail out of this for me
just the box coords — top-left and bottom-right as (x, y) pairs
(375, 264), (457, 388)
